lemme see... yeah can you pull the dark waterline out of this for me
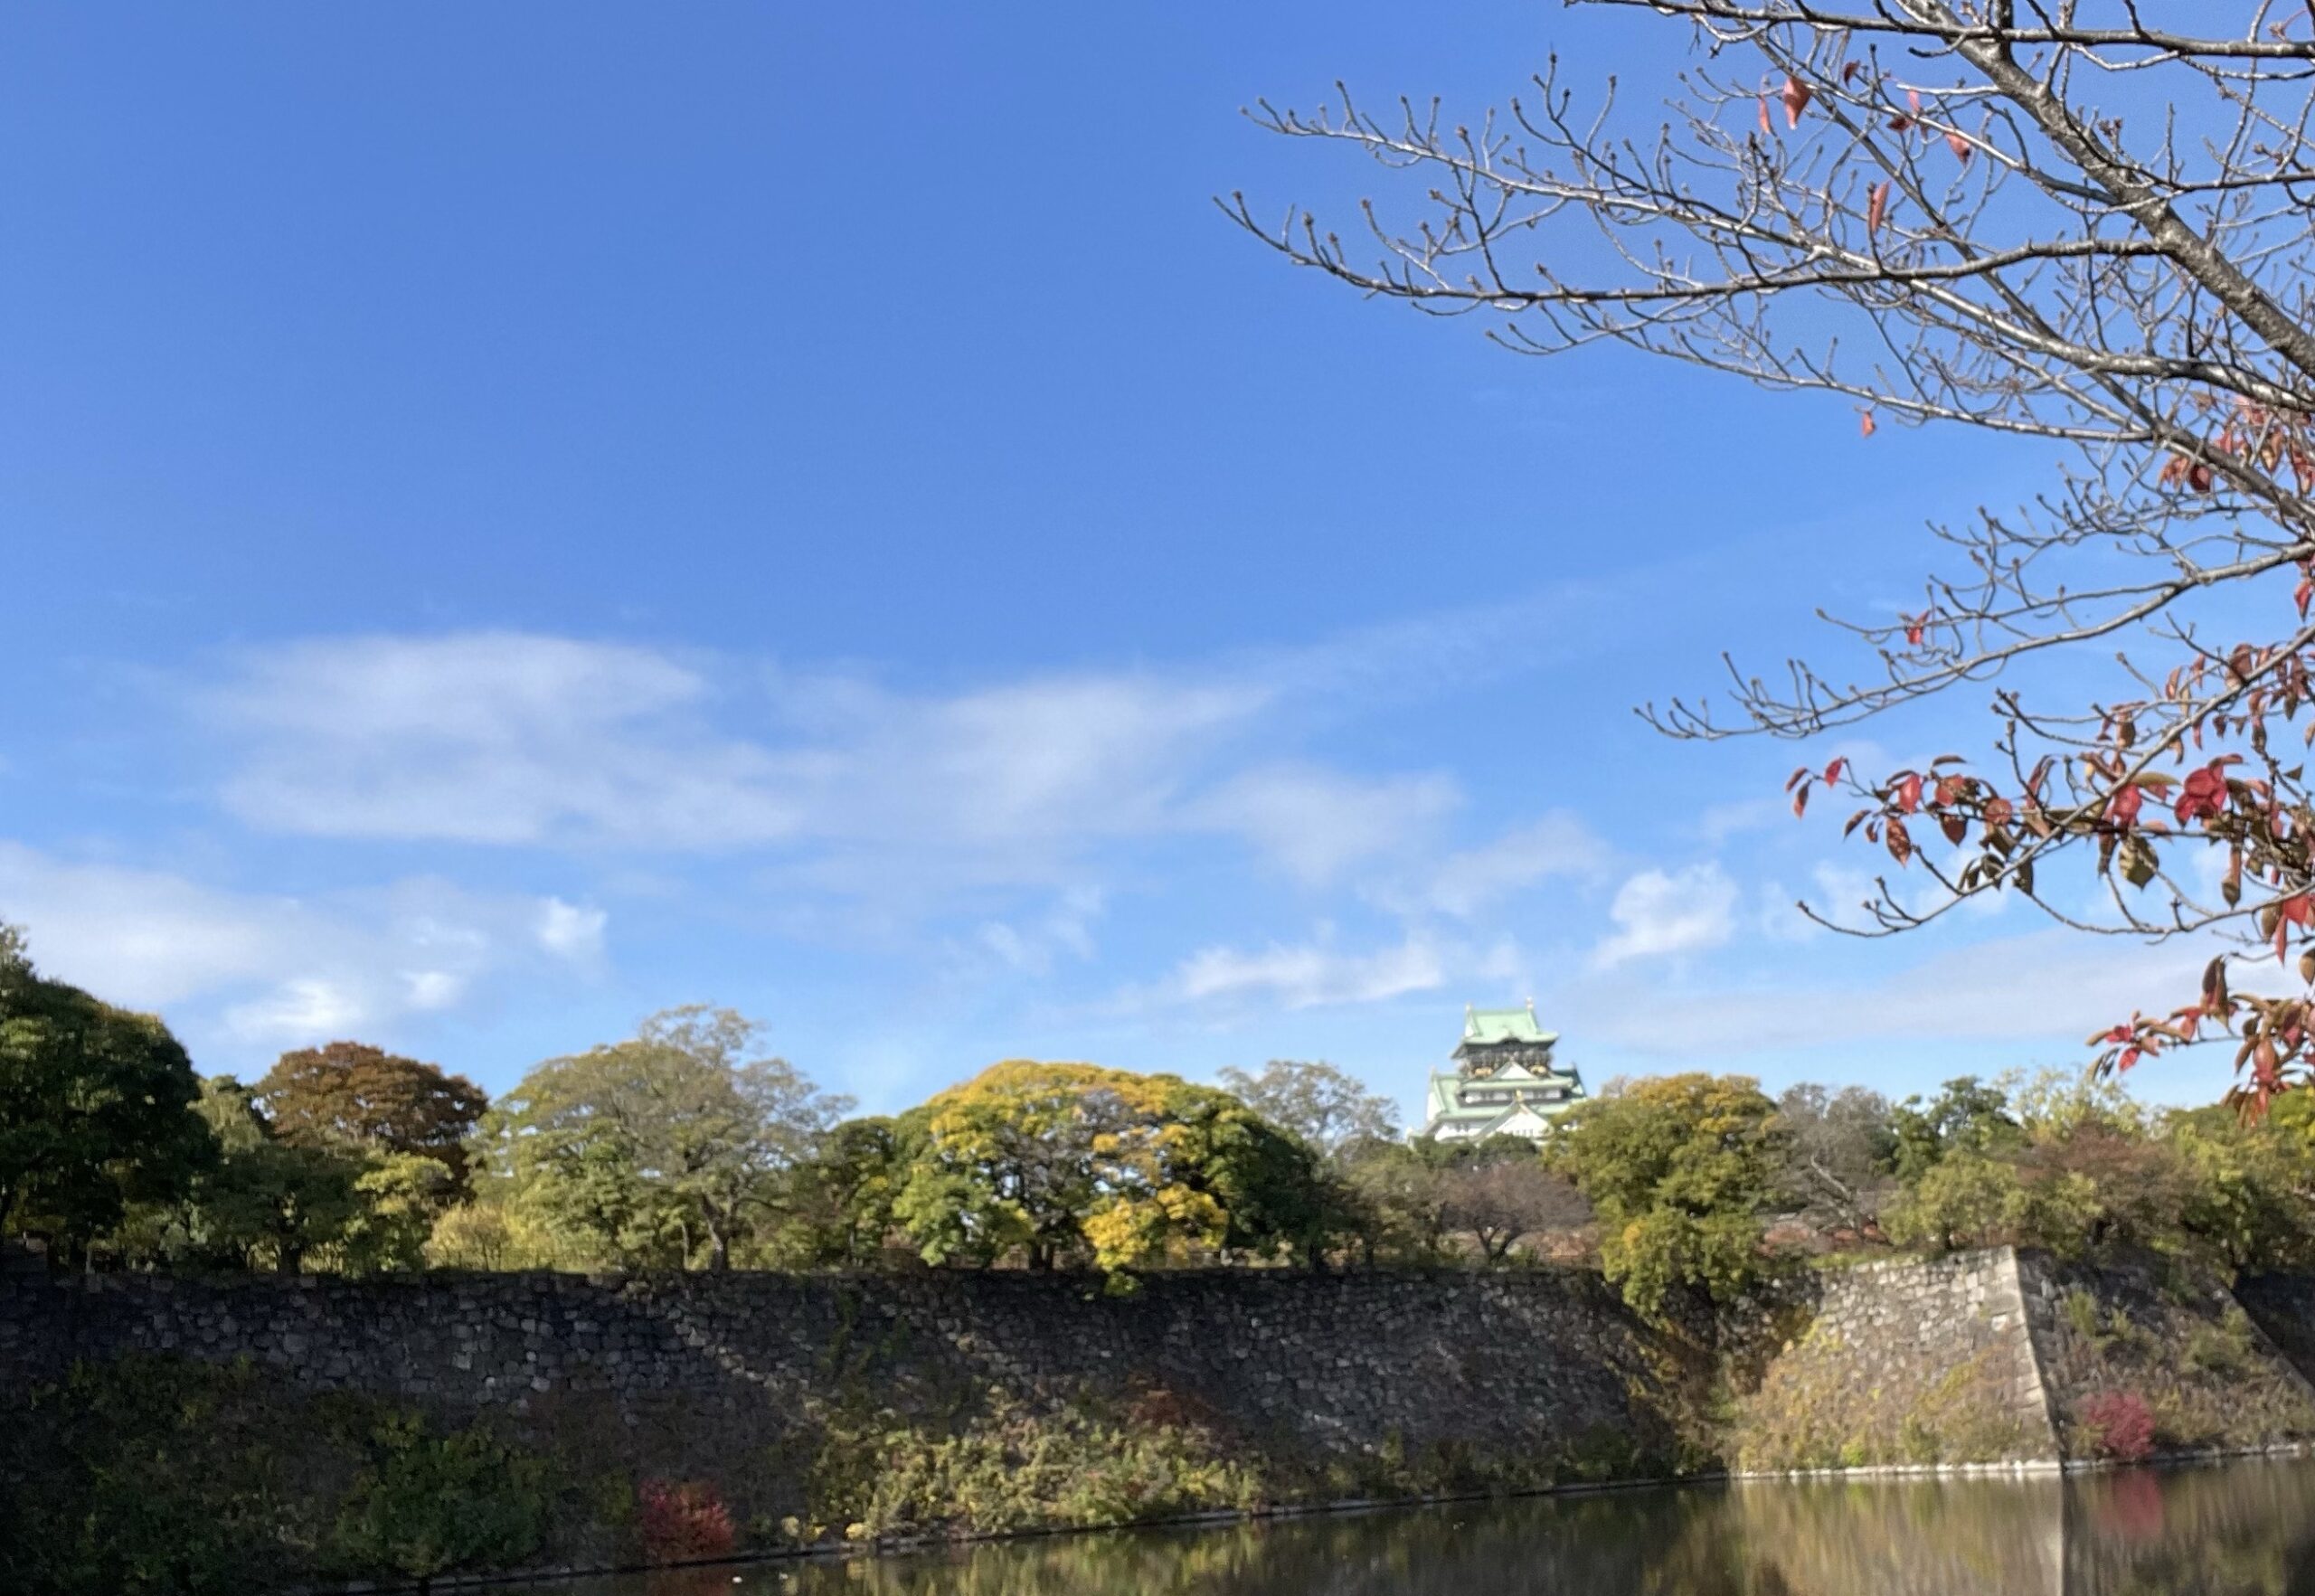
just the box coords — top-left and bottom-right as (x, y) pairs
(517, 1456), (2315, 1595)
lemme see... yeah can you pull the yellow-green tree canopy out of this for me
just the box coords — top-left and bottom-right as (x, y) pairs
(1549, 1073), (1786, 1318)
(478, 1006), (851, 1270)
(892, 1061), (1330, 1275)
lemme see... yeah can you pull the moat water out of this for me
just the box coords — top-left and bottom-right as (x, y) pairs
(532, 1456), (2315, 1594)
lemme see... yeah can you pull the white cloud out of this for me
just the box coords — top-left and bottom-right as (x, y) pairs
(1696, 795), (1790, 845)
(1196, 763), (1460, 885)
(1592, 863), (1741, 967)
(205, 634), (805, 848)
(1123, 928), (1524, 1014)
(1173, 937), (1449, 1009)
(1418, 813), (1605, 918)
(0, 843), (601, 1051)
(1574, 927), (2211, 1059)
(225, 977), (369, 1041)
(196, 631), (1270, 859)
(536, 898), (608, 959)
(969, 887), (1105, 977)
(184, 628), (1619, 922)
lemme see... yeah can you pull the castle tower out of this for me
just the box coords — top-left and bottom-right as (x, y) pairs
(1419, 998), (1587, 1141)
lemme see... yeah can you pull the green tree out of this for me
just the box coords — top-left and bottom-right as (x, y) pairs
(1883, 1152), (2027, 1255)
(1890, 1078), (2025, 1182)
(775, 1113), (924, 1269)
(481, 1006), (849, 1269)
(1214, 1060), (1400, 1156)
(256, 1042), (487, 1196)
(335, 1152), (456, 1274)
(891, 1061), (1332, 1274)
(0, 931), (214, 1261)
(2169, 1106), (2315, 1272)
(133, 1078), (366, 1272)
(1549, 1074), (1785, 1317)
(1334, 1135), (1453, 1264)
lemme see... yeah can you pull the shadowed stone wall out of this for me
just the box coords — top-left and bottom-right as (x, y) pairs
(0, 1267), (1682, 1484)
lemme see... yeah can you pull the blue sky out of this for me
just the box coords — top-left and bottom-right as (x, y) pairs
(0, 3), (2241, 1118)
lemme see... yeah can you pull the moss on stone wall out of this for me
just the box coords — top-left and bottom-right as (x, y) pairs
(2022, 1257), (2315, 1459)
(1730, 1333), (2039, 1470)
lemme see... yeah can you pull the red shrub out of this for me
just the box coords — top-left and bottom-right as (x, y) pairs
(2079, 1391), (2157, 1462)
(637, 1478), (737, 1564)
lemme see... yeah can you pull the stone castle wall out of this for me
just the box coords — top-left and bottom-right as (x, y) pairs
(0, 1266), (1680, 1480)
(13, 1248), (2315, 1578)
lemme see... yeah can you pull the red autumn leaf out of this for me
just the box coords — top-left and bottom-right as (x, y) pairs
(1866, 181), (1891, 236)
(1946, 128), (1972, 163)
(1895, 771), (1923, 814)
(2282, 895), (2313, 928)
(2188, 461), (2216, 492)
(1787, 766), (1811, 792)
(1792, 783), (1810, 818)
(1908, 89), (1923, 115)
(1983, 795), (2014, 826)
(2106, 784), (2145, 827)
(2174, 1009), (2202, 1043)
(1782, 75), (1814, 128)
(1842, 61), (1865, 86)
(1759, 96), (1774, 137)
(1860, 409), (1877, 437)
(1823, 757), (1849, 786)
(2297, 574), (2311, 619)
(2117, 1045), (2141, 1072)
(2175, 763), (2230, 825)
(1886, 815), (1914, 865)
(1940, 813), (1967, 845)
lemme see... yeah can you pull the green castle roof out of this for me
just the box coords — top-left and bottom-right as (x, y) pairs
(1460, 1003), (1557, 1047)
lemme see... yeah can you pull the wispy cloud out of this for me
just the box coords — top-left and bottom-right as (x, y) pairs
(1592, 863), (1741, 966)
(1119, 927), (1524, 1015)
(184, 616), (1598, 908)
(1195, 763), (1460, 886)
(1414, 813), (1607, 918)
(0, 843), (601, 1048)
(1573, 926), (2209, 1059)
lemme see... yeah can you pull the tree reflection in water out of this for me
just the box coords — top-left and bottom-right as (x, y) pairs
(534, 1459), (2315, 1596)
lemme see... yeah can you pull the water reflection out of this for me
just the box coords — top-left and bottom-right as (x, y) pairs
(539, 1458), (2315, 1596)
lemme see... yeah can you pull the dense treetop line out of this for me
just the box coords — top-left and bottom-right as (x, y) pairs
(8, 920), (2315, 1317)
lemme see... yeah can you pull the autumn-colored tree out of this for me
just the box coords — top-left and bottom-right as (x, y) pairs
(256, 1042), (488, 1195)
(0, 930), (215, 1261)
(892, 1061), (1331, 1274)
(1433, 1141), (1592, 1263)
(1240, 5), (2315, 1110)
(1776, 1083), (1898, 1237)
